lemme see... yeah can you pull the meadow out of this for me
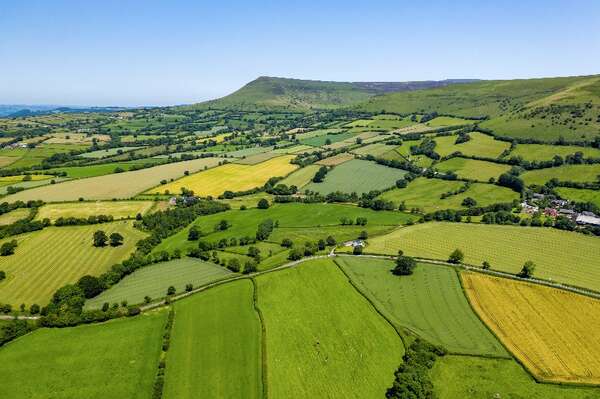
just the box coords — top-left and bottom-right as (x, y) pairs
(0, 208), (30, 225)
(3, 157), (222, 202)
(462, 272), (600, 384)
(0, 144), (89, 169)
(47, 159), (164, 179)
(509, 143), (600, 161)
(0, 221), (146, 306)
(315, 152), (355, 166)
(366, 222), (600, 292)
(147, 156), (297, 197)
(435, 157), (511, 181)
(521, 164), (600, 185)
(78, 146), (144, 159)
(304, 159), (406, 195)
(256, 258), (404, 398)
(434, 132), (510, 158)
(234, 151), (281, 165)
(279, 164), (320, 188)
(36, 200), (155, 222)
(337, 257), (507, 356)
(425, 116), (472, 127)
(0, 311), (166, 399)
(556, 187), (600, 208)
(299, 130), (355, 147)
(163, 280), (262, 399)
(351, 142), (396, 157)
(0, 177), (71, 195)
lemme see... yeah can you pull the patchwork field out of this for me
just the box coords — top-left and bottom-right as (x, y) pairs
(47, 159), (165, 179)
(521, 164), (600, 185)
(305, 159), (406, 194)
(147, 155), (297, 197)
(234, 151), (281, 165)
(425, 116), (472, 127)
(315, 152), (355, 166)
(0, 221), (147, 306)
(256, 258), (404, 398)
(0, 208), (30, 225)
(337, 256), (507, 356)
(163, 280), (262, 399)
(366, 222), (600, 292)
(509, 143), (600, 161)
(556, 187), (600, 208)
(351, 142), (395, 157)
(78, 146), (144, 159)
(462, 272), (600, 384)
(435, 157), (511, 181)
(0, 144), (89, 169)
(279, 164), (320, 188)
(434, 132), (510, 158)
(0, 311), (166, 399)
(36, 200), (155, 222)
(299, 130), (355, 147)
(85, 257), (231, 308)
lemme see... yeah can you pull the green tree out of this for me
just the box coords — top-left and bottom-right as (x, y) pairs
(257, 198), (270, 209)
(448, 249), (464, 264)
(326, 235), (336, 246)
(109, 232), (124, 247)
(77, 275), (104, 299)
(359, 230), (368, 239)
(281, 238), (293, 248)
(0, 240), (18, 256)
(393, 256), (416, 275)
(353, 245), (363, 255)
(518, 260), (536, 278)
(227, 258), (241, 272)
(482, 260), (491, 270)
(93, 230), (108, 247)
(167, 286), (176, 296)
(187, 226), (200, 241)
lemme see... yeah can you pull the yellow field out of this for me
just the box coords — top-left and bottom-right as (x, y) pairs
(462, 272), (600, 385)
(197, 133), (231, 144)
(147, 155), (298, 197)
(0, 174), (53, 184)
(0, 208), (31, 225)
(36, 201), (155, 222)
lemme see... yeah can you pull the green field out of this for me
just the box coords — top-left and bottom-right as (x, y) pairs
(163, 280), (262, 399)
(351, 142), (397, 157)
(299, 130), (356, 147)
(378, 178), (518, 212)
(47, 159), (164, 179)
(435, 157), (511, 181)
(0, 177), (71, 195)
(0, 311), (166, 399)
(278, 164), (321, 188)
(256, 258), (404, 398)
(431, 356), (599, 399)
(509, 143), (600, 161)
(425, 116), (472, 127)
(366, 222), (600, 291)
(433, 132), (510, 158)
(556, 187), (600, 208)
(337, 256), (507, 356)
(304, 159), (406, 194)
(521, 164), (600, 185)
(0, 221), (147, 306)
(78, 146), (145, 159)
(0, 208), (30, 225)
(36, 200), (155, 222)
(0, 144), (89, 169)
(85, 257), (231, 308)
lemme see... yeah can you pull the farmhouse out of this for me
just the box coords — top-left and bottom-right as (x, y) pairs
(576, 213), (600, 226)
(344, 239), (365, 248)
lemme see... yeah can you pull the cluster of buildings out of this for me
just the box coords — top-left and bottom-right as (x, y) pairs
(521, 193), (600, 227)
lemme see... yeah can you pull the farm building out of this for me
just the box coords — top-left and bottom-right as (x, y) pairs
(576, 213), (600, 226)
(344, 239), (365, 248)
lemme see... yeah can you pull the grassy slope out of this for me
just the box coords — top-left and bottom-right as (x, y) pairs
(366, 222), (600, 291)
(556, 187), (600, 208)
(509, 143), (600, 161)
(279, 164), (320, 188)
(164, 280), (262, 399)
(521, 164), (600, 185)
(337, 257), (506, 356)
(0, 311), (166, 399)
(256, 258), (404, 398)
(434, 132), (510, 158)
(36, 200), (154, 222)
(435, 157), (511, 181)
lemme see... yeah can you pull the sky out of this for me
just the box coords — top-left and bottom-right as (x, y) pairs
(1, 0), (599, 107)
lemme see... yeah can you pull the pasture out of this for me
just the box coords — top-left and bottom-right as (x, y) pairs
(0, 177), (70, 195)
(425, 116), (472, 127)
(234, 151), (281, 165)
(0, 221), (146, 306)
(337, 257), (506, 356)
(256, 258), (404, 398)
(366, 222), (600, 292)
(0, 208), (30, 225)
(556, 187), (600, 208)
(351, 142), (396, 157)
(299, 130), (354, 147)
(0, 144), (89, 169)
(434, 132), (510, 158)
(147, 155), (297, 197)
(315, 152), (355, 166)
(279, 164), (320, 188)
(78, 146), (144, 159)
(509, 143), (600, 161)
(304, 159), (406, 194)
(0, 311), (166, 399)
(163, 280), (262, 399)
(85, 258), (231, 308)
(47, 159), (164, 179)
(3, 157), (222, 202)
(435, 157), (511, 181)
(521, 164), (600, 185)
(462, 272), (600, 384)
(35, 200), (155, 222)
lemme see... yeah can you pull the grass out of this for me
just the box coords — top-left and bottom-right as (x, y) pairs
(85, 257), (231, 308)
(3, 157), (222, 202)
(337, 257), (507, 356)
(163, 280), (262, 399)
(279, 164), (320, 188)
(256, 258), (404, 398)
(434, 132), (510, 158)
(462, 272), (600, 384)
(521, 164), (600, 185)
(47, 159), (164, 179)
(146, 155), (298, 197)
(299, 131), (356, 147)
(431, 355), (600, 399)
(305, 159), (406, 194)
(234, 151), (280, 165)
(435, 157), (511, 181)
(556, 187), (600, 208)
(315, 152), (355, 166)
(0, 177), (70, 195)
(377, 178), (518, 212)
(0, 221), (147, 306)
(0, 144), (89, 169)
(425, 116), (472, 127)
(351, 142), (396, 157)
(0, 208), (30, 225)
(509, 143), (600, 161)
(0, 310), (166, 399)
(366, 222), (600, 292)
(36, 200), (155, 222)
(78, 146), (144, 159)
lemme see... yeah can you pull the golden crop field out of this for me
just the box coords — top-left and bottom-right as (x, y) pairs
(35, 200), (155, 222)
(147, 155), (298, 197)
(462, 272), (600, 384)
(2, 157), (222, 202)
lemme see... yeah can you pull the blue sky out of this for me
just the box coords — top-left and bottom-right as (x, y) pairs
(1, 0), (599, 106)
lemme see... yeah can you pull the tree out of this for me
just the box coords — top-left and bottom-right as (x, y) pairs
(393, 256), (416, 275)
(247, 246), (261, 258)
(167, 286), (176, 296)
(281, 238), (293, 248)
(461, 197), (477, 207)
(109, 232), (124, 247)
(326, 236), (336, 246)
(144, 296), (152, 304)
(448, 249), (464, 264)
(0, 240), (17, 256)
(102, 302), (109, 312)
(482, 260), (491, 270)
(227, 258), (241, 272)
(187, 226), (200, 241)
(288, 247), (304, 261)
(257, 198), (270, 209)
(77, 275), (104, 298)
(353, 245), (363, 255)
(185, 283), (193, 292)
(243, 261), (257, 274)
(359, 230), (368, 239)
(30, 303), (40, 315)
(93, 230), (108, 247)
(317, 239), (326, 250)
(518, 260), (536, 278)
(395, 178), (408, 189)
(0, 271), (6, 281)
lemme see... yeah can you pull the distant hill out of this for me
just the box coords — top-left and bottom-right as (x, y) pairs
(4, 106), (131, 118)
(192, 76), (479, 111)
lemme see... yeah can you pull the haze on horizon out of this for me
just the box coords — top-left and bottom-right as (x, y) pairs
(1, 0), (599, 107)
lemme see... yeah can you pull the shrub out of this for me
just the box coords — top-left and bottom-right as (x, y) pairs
(392, 256), (416, 275)
(518, 260), (536, 278)
(353, 245), (363, 255)
(257, 198), (270, 209)
(448, 248), (464, 264)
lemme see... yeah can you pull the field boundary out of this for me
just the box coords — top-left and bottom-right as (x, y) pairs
(250, 278), (268, 399)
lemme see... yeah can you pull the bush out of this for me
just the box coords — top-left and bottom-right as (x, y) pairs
(353, 245), (363, 255)
(185, 283), (193, 292)
(392, 256), (416, 275)
(281, 238), (293, 248)
(448, 248), (464, 264)
(326, 235), (336, 246)
(166, 286), (176, 296)
(227, 258), (241, 273)
(0, 240), (17, 256)
(257, 198), (270, 209)
(518, 260), (536, 278)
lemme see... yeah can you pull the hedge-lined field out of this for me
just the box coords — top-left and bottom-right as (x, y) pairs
(521, 164), (600, 185)
(0, 310), (166, 399)
(47, 159), (164, 179)
(0, 221), (146, 306)
(366, 222), (600, 291)
(36, 201), (155, 222)
(164, 280), (262, 399)
(509, 143), (600, 161)
(279, 164), (320, 188)
(462, 272), (600, 384)
(337, 257), (507, 356)
(435, 157), (511, 182)
(256, 258), (403, 398)
(556, 187), (600, 208)
(147, 155), (297, 197)
(85, 258), (231, 309)
(315, 152), (355, 166)
(434, 132), (510, 158)
(0, 208), (30, 225)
